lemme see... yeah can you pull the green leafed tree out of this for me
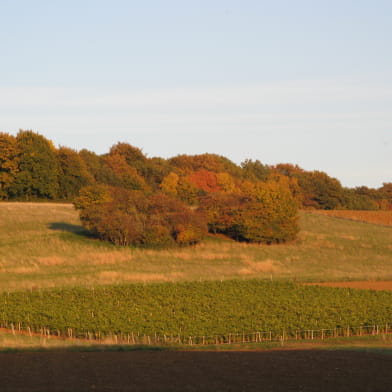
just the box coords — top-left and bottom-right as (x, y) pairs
(241, 159), (271, 182)
(9, 130), (59, 200)
(298, 171), (345, 210)
(56, 147), (94, 200)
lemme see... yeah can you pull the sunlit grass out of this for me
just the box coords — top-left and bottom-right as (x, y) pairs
(1, 202), (392, 291)
(1, 330), (391, 354)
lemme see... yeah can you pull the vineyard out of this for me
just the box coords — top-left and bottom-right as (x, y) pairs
(1, 280), (392, 339)
(311, 210), (392, 227)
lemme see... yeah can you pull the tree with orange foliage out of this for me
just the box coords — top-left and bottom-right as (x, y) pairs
(187, 169), (220, 193)
(0, 133), (19, 199)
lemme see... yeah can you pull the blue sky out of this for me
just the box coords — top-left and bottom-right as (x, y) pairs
(0, 0), (391, 188)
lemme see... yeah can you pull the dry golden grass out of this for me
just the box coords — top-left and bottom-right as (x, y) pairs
(1, 202), (392, 291)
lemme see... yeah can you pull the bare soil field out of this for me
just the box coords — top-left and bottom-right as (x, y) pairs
(0, 349), (391, 392)
(306, 281), (392, 291)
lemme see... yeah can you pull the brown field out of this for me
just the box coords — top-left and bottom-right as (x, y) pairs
(0, 349), (391, 392)
(306, 280), (392, 291)
(311, 209), (392, 227)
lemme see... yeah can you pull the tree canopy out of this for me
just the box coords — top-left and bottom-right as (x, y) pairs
(1, 129), (390, 247)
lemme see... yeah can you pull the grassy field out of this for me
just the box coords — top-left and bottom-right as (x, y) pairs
(1, 202), (392, 291)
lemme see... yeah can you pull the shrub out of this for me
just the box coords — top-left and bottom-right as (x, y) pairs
(199, 182), (299, 244)
(74, 186), (207, 247)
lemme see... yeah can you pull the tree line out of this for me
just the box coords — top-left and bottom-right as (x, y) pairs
(1, 130), (391, 246)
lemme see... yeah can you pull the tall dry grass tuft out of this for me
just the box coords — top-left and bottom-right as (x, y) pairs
(239, 259), (282, 275)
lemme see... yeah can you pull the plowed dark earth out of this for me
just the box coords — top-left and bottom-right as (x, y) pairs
(1, 349), (391, 392)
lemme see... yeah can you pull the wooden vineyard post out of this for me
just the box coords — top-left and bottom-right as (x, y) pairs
(321, 329), (324, 340)
(280, 330), (285, 346)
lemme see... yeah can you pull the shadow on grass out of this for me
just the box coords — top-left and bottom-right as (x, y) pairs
(0, 344), (168, 354)
(1, 339), (392, 354)
(48, 222), (88, 234)
(47, 222), (116, 248)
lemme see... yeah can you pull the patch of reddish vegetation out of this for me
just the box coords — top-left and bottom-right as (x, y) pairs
(1, 350), (391, 392)
(305, 281), (392, 291)
(310, 210), (392, 227)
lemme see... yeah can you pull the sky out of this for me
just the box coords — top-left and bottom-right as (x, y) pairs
(0, 0), (391, 188)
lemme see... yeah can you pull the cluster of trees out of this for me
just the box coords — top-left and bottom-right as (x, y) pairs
(1, 130), (390, 210)
(1, 129), (391, 247)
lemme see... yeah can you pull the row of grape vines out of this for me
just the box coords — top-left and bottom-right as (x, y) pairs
(1, 280), (391, 338)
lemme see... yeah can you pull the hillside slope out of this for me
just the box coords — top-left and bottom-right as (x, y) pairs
(0, 203), (391, 291)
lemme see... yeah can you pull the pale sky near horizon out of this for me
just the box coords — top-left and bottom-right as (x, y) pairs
(0, 0), (391, 188)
